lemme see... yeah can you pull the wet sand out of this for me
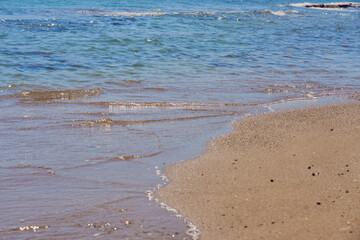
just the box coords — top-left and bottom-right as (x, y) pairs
(157, 102), (360, 240)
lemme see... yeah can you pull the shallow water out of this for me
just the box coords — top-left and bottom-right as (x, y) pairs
(0, 0), (359, 239)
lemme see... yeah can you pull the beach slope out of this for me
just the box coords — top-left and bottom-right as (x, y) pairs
(157, 102), (360, 240)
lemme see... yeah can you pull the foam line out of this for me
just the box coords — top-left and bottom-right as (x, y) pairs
(146, 166), (201, 239)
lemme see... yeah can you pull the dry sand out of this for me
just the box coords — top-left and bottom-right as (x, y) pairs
(157, 102), (360, 240)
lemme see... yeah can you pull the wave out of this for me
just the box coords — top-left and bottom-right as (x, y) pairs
(63, 152), (162, 170)
(72, 113), (238, 127)
(77, 9), (244, 18)
(104, 80), (143, 87)
(1, 18), (66, 32)
(148, 166), (201, 239)
(78, 101), (260, 108)
(2, 50), (54, 56)
(69, 112), (118, 117)
(4, 164), (55, 175)
(262, 10), (299, 16)
(77, 9), (167, 17)
(0, 84), (16, 89)
(252, 82), (351, 97)
(1, 225), (50, 233)
(4, 88), (101, 102)
(141, 87), (168, 92)
(0, 83), (45, 90)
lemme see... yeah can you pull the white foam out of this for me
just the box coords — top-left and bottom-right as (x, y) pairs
(265, 10), (299, 16)
(264, 105), (275, 112)
(19, 225), (48, 232)
(271, 11), (287, 16)
(286, 3), (312, 7)
(145, 166), (201, 239)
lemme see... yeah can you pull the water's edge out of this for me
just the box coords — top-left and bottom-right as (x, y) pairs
(153, 95), (356, 239)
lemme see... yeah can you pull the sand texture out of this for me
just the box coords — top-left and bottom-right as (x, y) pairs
(157, 102), (360, 240)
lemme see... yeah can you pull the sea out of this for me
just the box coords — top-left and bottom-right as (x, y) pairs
(0, 0), (359, 239)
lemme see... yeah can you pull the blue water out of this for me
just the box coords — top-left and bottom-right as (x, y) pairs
(0, 0), (359, 239)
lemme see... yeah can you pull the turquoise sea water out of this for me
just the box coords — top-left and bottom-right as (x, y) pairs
(0, 0), (359, 239)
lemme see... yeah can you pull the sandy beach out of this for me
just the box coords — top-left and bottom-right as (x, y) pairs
(157, 102), (360, 240)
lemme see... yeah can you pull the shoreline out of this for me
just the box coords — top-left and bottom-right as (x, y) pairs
(156, 102), (360, 240)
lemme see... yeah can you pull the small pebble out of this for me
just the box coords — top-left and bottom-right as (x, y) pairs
(316, 202), (321, 205)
